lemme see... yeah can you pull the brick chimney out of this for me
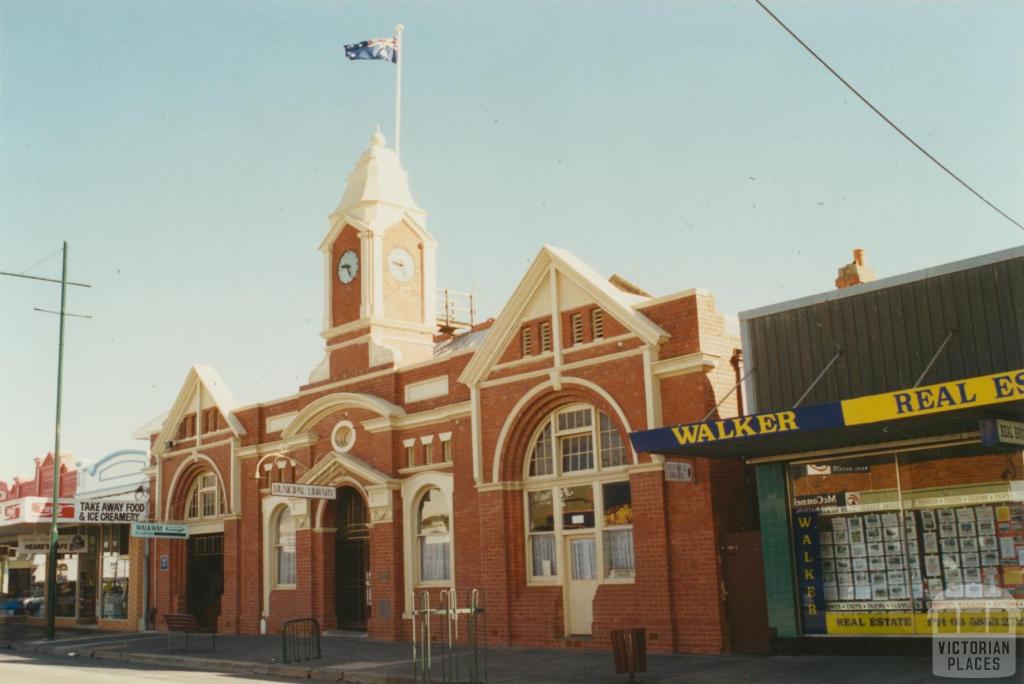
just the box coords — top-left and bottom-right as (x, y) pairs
(835, 248), (876, 289)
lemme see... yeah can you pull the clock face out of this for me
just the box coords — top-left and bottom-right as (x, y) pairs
(337, 249), (359, 284)
(388, 248), (415, 282)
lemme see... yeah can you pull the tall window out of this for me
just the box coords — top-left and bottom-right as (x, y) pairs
(186, 472), (224, 519)
(525, 404), (635, 582)
(275, 507), (296, 586)
(417, 488), (451, 583)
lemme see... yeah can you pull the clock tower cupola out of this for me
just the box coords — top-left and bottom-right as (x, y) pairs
(314, 129), (438, 379)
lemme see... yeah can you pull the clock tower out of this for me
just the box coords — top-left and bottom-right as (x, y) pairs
(313, 129), (438, 380)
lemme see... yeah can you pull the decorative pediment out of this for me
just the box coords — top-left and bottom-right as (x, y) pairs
(298, 452), (399, 525)
(281, 392), (405, 440)
(459, 245), (670, 386)
(152, 365), (246, 459)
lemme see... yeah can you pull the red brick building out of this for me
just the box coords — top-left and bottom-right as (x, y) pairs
(140, 130), (758, 653)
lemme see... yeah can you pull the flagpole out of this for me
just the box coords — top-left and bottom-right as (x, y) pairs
(394, 24), (404, 159)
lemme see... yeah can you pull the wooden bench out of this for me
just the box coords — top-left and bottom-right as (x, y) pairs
(163, 612), (215, 651)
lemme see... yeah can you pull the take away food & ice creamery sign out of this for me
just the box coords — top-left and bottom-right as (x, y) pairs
(629, 369), (1024, 454)
(271, 482), (336, 500)
(75, 499), (148, 523)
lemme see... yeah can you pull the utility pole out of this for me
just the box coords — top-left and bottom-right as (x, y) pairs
(0, 242), (91, 639)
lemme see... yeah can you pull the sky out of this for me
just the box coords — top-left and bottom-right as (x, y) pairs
(1, 1), (1021, 481)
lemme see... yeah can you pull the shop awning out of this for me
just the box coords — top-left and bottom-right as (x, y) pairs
(629, 369), (1024, 462)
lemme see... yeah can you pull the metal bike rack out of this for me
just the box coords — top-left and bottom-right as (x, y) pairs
(282, 617), (321, 664)
(412, 588), (487, 684)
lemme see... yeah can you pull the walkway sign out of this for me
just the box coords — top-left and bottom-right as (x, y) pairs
(271, 482), (336, 500)
(131, 522), (189, 539)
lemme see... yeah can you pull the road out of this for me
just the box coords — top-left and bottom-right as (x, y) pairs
(0, 652), (296, 684)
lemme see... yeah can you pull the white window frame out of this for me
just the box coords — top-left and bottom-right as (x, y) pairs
(522, 404), (634, 586)
(272, 505), (296, 589)
(400, 472), (454, 617)
(415, 487), (451, 585)
(186, 471), (224, 520)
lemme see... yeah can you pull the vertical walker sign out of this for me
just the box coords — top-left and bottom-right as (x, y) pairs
(793, 510), (826, 634)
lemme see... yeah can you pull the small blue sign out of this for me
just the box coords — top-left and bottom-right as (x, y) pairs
(160, 554), (169, 571)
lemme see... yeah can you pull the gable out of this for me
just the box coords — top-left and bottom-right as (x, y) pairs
(459, 246), (670, 386)
(152, 365), (246, 458)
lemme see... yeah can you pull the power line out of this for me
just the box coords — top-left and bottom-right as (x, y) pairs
(20, 247), (63, 276)
(754, 0), (1024, 233)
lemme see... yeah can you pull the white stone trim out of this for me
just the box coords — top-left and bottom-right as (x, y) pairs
(404, 375), (450, 404)
(479, 347), (644, 389)
(163, 452), (230, 521)
(419, 435), (434, 445)
(361, 402), (470, 433)
(282, 392), (405, 439)
(632, 287), (708, 309)
(261, 496), (293, 617)
(331, 420), (357, 453)
(642, 346), (661, 430)
(401, 472), (455, 618)
(490, 376), (637, 484)
(265, 412), (298, 435)
(458, 246), (670, 388)
(651, 352), (719, 379)
(438, 432), (452, 442)
(402, 438), (417, 448)
(237, 433), (317, 461)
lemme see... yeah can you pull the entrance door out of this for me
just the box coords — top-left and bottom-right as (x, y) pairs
(564, 535), (598, 636)
(335, 488), (369, 630)
(722, 530), (772, 653)
(187, 533), (224, 631)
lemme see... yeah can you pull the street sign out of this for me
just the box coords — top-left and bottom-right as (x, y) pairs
(131, 522), (189, 539)
(664, 460), (695, 483)
(271, 482), (336, 500)
(980, 419), (1024, 447)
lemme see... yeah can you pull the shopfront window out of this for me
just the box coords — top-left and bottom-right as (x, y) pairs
(787, 448), (1024, 637)
(101, 524), (130, 620)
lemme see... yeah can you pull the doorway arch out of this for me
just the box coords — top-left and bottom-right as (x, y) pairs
(334, 486), (370, 630)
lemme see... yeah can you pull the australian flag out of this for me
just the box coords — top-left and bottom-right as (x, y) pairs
(344, 37), (398, 63)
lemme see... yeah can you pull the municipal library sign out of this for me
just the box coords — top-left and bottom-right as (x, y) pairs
(271, 482), (337, 500)
(630, 369), (1024, 455)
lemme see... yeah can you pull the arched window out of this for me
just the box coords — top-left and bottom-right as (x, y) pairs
(185, 471), (225, 520)
(274, 507), (296, 586)
(527, 405), (627, 478)
(417, 488), (450, 583)
(524, 404), (634, 583)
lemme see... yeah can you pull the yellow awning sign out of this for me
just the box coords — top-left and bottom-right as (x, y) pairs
(841, 370), (1024, 426)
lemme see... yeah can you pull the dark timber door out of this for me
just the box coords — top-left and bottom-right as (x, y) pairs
(722, 530), (772, 654)
(335, 488), (369, 630)
(187, 533), (224, 631)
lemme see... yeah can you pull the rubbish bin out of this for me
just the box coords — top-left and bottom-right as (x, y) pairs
(610, 627), (647, 681)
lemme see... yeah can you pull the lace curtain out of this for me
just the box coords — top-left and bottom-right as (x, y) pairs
(531, 534), (557, 576)
(570, 538), (597, 580)
(603, 529), (634, 578)
(420, 537), (450, 582)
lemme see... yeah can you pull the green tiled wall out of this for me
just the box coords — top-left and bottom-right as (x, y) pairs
(756, 462), (799, 638)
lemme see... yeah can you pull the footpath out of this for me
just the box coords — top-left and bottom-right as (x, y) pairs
(0, 623), (985, 683)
